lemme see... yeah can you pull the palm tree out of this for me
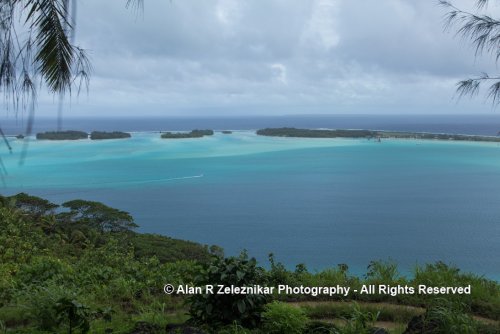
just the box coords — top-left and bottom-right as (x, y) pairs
(0, 0), (91, 106)
(0, 0), (140, 170)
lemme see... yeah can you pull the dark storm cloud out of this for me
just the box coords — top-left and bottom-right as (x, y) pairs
(36, 0), (500, 116)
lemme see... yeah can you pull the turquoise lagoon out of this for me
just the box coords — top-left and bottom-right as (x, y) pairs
(1, 131), (500, 279)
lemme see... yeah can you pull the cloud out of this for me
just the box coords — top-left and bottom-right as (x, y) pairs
(25, 0), (500, 117)
(270, 63), (287, 84)
(300, 0), (341, 51)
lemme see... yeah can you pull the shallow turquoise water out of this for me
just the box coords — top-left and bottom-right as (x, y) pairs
(2, 132), (500, 279)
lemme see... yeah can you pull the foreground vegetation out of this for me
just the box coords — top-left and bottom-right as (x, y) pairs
(256, 127), (500, 142)
(0, 193), (498, 333)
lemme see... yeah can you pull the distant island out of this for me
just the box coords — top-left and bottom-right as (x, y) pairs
(221, 130), (232, 134)
(36, 130), (88, 140)
(90, 131), (131, 140)
(36, 131), (132, 140)
(256, 127), (500, 142)
(161, 129), (214, 139)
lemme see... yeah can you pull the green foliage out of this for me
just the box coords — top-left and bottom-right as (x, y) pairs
(412, 262), (500, 319)
(189, 252), (269, 328)
(54, 297), (91, 334)
(339, 303), (379, 334)
(303, 321), (339, 334)
(423, 305), (479, 334)
(365, 260), (400, 284)
(36, 131), (89, 140)
(301, 302), (421, 324)
(0, 195), (211, 332)
(256, 127), (500, 142)
(217, 321), (254, 334)
(7, 193), (59, 218)
(161, 129), (214, 139)
(132, 233), (210, 263)
(1, 193), (499, 333)
(261, 301), (309, 334)
(16, 256), (75, 286)
(0, 206), (43, 264)
(90, 131), (131, 140)
(267, 253), (290, 286)
(19, 282), (82, 332)
(60, 199), (138, 232)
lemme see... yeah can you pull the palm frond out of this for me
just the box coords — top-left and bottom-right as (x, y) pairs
(487, 80), (500, 104)
(72, 46), (91, 95)
(25, 0), (74, 94)
(476, 0), (489, 10)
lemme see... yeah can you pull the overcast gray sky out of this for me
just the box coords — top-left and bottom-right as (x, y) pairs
(35, 0), (500, 116)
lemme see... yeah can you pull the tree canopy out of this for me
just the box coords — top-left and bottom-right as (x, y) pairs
(60, 199), (138, 232)
(7, 192), (58, 218)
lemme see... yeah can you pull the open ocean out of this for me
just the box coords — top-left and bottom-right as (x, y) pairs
(1, 115), (500, 279)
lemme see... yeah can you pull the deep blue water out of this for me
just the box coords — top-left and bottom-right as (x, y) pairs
(1, 115), (500, 279)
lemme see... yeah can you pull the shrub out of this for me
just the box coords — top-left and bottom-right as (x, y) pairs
(340, 303), (379, 334)
(20, 282), (82, 331)
(54, 297), (91, 334)
(17, 256), (75, 286)
(188, 251), (268, 329)
(261, 301), (308, 334)
(364, 259), (400, 284)
(267, 253), (291, 286)
(406, 305), (479, 334)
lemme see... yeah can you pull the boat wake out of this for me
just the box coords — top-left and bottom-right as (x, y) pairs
(26, 174), (205, 196)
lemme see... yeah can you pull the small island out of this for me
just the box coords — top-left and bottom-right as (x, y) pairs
(256, 127), (500, 143)
(36, 130), (89, 140)
(161, 129), (214, 139)
(221, 130), (232, 134)
(90, 131), (131, 140)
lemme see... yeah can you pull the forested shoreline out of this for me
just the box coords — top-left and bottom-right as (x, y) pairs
(257, 128), (500, 142)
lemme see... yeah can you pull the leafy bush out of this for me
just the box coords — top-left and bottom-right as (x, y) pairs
(340, 303), (379, 334)
(261, 301), (308, 334)
(406, 305), (480, 334)
(54, 297), (91, 334)
(20, 282), (86, 331)
(132, 233), (210, 263)
(267, 253), (290, 286)
(364, 259), (400, 283)
(17, 256), (75, 286)
(188, 252), (268, 328)
(412, 262), (500, 319)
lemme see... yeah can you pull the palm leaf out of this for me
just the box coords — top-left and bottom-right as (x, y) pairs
(23, 0), (74, 94)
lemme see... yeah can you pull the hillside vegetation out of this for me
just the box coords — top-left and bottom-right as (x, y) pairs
(0, 193), (498, 333)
